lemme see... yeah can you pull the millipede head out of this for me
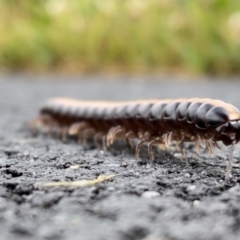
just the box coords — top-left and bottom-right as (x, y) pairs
(228, 120), (240, 143)
(214, 120), (240, 146)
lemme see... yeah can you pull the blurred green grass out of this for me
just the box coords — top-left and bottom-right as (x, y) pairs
(1, 0), (240, 75)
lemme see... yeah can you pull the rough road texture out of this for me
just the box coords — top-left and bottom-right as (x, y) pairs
(1, 75), (240, 240)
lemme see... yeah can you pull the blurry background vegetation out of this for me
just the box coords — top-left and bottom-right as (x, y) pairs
(1, 0), (240, 75)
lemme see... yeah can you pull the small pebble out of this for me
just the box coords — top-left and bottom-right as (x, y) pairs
(173, 153), (182, 158)
(193, 200), (200, 206)
(70, 165), (80, 169)
(141, 191), (160, 199)
(107, 186), (115, 192)
(23, 151), (30, 157)
(186, 185), (196, 192)
(184, 173), (191, 178)
(33, 155), (39, 160)
(121, 162), (128, 167)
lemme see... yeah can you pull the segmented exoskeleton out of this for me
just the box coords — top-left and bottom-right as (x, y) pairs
(31, 98), (240, 180)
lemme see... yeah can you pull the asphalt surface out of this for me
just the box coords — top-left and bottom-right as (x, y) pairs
(1, 75), (240, 240)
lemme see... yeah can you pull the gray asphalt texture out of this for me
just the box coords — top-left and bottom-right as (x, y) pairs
(1, 75), (240, 240)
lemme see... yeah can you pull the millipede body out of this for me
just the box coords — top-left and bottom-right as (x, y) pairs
(32, 98), (240, 180)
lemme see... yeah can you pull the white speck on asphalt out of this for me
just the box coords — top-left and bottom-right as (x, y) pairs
(142, 191), (160, 198)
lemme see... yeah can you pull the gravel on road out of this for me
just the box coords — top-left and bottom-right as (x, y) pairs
(1, 76), (240, 240)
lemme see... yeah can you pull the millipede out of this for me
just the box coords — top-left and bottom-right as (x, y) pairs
(31, 98), (240, 180)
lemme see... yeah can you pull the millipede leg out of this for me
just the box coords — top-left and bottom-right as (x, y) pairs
(167, 132), (173, 147)
(125, 131), (136, 148)
(29, 117), (42, 135)
(110, 128), (126, 145)
(206, 140), (214, 156)
(102, 135), (107, 151)
(78, 132), (83, 144)
(135, 138), (149, 158)
(163, 132), (173, 148)
(68, 122), (89, 136)
(225, 143), (235, 181)
(179, 140), (185, 157)
(212, 139), (222, 150)
(28, 119), (38, 134)
(198, 136), (206, 148)
(45, 125), (57, 138)
(106, 126), (121, 146)
(107, 126), (125, 146)
(59, 126), (69, 142)
(81, 128), (96, 144)
(44, 126), (53, 137)
(93, 132), (104, 148)
(45, 122), (59, 137)
(138, 131), (144, 139)
(194, 139), (201, 155)
(147, 139), (162, 160)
